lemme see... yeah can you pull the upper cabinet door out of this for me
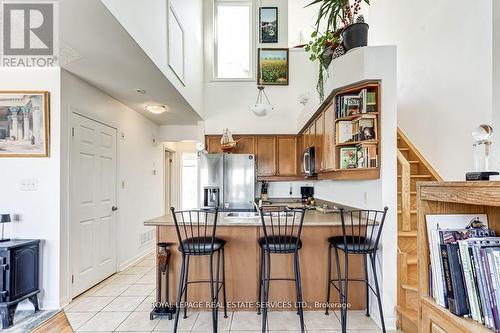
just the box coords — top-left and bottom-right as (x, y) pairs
(277, 136), (298, 176)
(323, 102), (335, 171)
(255, 136), (277, 176)
(206, 136), (222, 153)
(233, 136), (255, 154)
(315, 113), (324, 172)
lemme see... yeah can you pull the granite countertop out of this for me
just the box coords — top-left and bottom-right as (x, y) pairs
(144, 208), (354, 227)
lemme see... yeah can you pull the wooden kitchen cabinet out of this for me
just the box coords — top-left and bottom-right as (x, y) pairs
(315, 113), (324, 172)
(276, 136), (298, 176)
(232, 136), (255, 154)
(255, 136), (276, 176)
(322, 102), (335, 171)
(206, 135), (222, 153)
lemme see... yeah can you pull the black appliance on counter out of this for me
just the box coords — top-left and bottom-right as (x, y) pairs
(300, 186), (314, 201)
(303, 146), (316, 176)
(0, 239), (40, 329)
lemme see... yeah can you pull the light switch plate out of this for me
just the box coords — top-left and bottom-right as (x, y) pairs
(21, 178), (38, 191)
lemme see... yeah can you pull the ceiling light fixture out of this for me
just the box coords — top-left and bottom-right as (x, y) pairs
(145, 104), (169, 114)
(250, 85), (274, 117)
(135, 89), (146, 94)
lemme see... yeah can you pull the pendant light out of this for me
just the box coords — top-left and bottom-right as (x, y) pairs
(250, 0), (274, 117)
(250, 84), (274, 117)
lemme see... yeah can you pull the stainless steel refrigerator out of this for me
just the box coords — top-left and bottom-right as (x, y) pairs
(198, 154), (255, 210)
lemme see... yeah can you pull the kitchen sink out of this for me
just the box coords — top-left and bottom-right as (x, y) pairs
(225, 212), (260, 219)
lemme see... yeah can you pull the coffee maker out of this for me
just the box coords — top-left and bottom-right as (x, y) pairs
(300, 186), (314, 202)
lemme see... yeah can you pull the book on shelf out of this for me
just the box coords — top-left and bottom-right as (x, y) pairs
(337, 121), (352, 143)
(426, 214), (500, 331)
(336, 89), (377, 118)
(338, 143), (378, 169)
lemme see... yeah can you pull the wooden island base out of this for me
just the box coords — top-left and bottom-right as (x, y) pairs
(156, 225), (367, 312)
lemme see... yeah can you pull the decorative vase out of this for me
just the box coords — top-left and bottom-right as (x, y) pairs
(342, 22), (369, 51)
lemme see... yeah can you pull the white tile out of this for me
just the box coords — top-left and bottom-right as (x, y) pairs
(66, 296), (115, 313)
(230, 311), (261, 331)
(135, 274), (155, 284)
(135, 296), (156, 312)
(267, 311), (305, 331)
(102, 296), (146, 312)
(116, 311), (160, 331)
(120, 266), (153, 275)
(304, 311), (341, 330)
(91, 284), (130, 297)
(121, 284), (155, 297)
(153, 312), (198, 332)
(192, 311), (232, 331)
(108, 274), (143, 285)
(65, 312), (96, 330)
(335, 310), (379, 330)
(77, 311), (130, 331)
(135, 259), (155, 267)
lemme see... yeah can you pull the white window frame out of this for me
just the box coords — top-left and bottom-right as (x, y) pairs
(212, 0), (255, 82)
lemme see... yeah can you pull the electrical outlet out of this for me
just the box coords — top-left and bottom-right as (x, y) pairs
(20, 179), (38, 191)
(121, 180), (126, 189)
(120, 132), (125, 140)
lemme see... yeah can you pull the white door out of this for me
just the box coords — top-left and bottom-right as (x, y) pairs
(71, 113), (117, 297)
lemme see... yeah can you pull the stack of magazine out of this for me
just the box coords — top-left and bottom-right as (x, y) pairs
(426, 214), (500, 332)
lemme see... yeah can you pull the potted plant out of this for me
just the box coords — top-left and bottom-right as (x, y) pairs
(307, 0), (370, 52)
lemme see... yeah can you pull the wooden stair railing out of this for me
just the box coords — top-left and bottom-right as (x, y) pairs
(396, 127), (442, 333)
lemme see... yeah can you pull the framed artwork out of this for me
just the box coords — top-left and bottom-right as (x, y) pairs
(259, 7), (278, 43)
(0, 91), (50, 157)
(168, 3), (185, 85)
(258, 48), (289, 86)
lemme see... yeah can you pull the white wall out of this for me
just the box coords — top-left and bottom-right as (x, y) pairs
(0, 68), (62, 309)
(368, 0), (493, 180)
(160, 122), (205, 142)
(493, 1), (500, 170)
(60, 71), (164, 304)
(204, 49), (317, 134)
(257, 180), (314, 198)
(101, 0), (205, 116)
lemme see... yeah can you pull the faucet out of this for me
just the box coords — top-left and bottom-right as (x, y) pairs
(250, 200), (261, 212)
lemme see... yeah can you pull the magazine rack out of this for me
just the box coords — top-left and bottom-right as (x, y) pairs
(417, 181), (500, 333)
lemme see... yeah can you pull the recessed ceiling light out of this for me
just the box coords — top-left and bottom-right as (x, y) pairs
(135, 89), (146, 94)
(145, 104), (169, 114)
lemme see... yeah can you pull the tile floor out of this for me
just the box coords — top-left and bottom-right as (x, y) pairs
(64, 253), (390, 332)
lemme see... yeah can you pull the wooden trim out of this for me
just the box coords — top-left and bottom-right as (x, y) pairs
(397, 128), (443, 181)
(31, 311), (73, 333)
(398, 150), (411, 231)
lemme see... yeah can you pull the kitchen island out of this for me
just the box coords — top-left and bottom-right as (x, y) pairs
(144, 208), (368, 311)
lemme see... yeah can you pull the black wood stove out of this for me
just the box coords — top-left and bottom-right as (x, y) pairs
(0, 239), (40, 329)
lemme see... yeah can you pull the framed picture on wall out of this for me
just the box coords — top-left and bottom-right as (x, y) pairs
(259, 7), (278, 43)
(258, 48), (289, 85)
(0, 91), (50, 157)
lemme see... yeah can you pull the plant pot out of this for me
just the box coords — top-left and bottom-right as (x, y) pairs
(319, 47), (334, 69)
(342, 22), (369, 51)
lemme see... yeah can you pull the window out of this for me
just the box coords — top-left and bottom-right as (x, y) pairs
(214, 1), (252, 79)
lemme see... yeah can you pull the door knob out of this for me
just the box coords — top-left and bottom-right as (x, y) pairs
(112, 206), (118, 211)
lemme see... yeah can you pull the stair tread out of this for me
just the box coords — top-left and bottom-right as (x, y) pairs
(397, 210), (417, 214)
(397, 174), (432, 178)
(398, 148), (410, 151)
(402, 283), (418, 292)
(407, 256), (417, 265)
(397, 191), (417, 194)
(399, 231), (417, 237)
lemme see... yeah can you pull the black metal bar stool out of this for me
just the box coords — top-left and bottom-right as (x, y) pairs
(170, 207), (228, 333)
(257, 206), (306, 333)
(325, 207), (388, 333)
(150, 242), (175, 320)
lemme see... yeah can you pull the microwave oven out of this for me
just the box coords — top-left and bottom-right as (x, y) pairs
(303, 146), (316, 176)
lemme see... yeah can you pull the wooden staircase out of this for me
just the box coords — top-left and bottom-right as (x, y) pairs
(396, 128), (443, 332)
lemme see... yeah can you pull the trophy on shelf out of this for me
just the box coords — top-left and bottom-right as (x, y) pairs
(466, 124), (499, 181)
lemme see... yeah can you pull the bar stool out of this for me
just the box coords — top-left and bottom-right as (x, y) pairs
(170, 207), (228, 333)
(257, 207), (306, 333)
(150, 242), (175, 320)
(325, 207), (388, 333)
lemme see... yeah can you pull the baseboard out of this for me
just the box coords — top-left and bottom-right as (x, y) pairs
(118, 244), (154, 272)
(369, 308), (397, 330)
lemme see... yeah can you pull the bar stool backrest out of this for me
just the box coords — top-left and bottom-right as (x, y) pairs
(258, 206), (306, 253)
(170, 207), (219, 255)
(339, 207), (388, 253)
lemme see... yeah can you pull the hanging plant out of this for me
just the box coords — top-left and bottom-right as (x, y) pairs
(304, 30), (342, 101)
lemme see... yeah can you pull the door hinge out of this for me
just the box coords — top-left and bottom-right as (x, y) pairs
(71, 275), (74, 284)
(71, 127), (75, 137)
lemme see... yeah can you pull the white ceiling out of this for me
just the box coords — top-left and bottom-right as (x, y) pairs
(59, 0), (202, 125)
